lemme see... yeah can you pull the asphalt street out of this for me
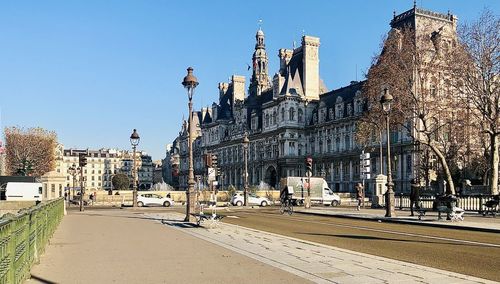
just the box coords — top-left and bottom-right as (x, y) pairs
(212, 207), (500, 281)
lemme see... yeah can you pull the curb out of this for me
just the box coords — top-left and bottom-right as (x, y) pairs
(295, 210), (500, 234)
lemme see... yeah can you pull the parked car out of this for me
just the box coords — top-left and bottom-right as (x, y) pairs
(137, 193), (174, 207)
(230, 193), (270, 207)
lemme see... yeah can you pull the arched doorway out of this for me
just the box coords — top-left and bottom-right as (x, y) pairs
(265, 166), (277, 189)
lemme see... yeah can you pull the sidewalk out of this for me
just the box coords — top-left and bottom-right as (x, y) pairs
(28, 208), (498, 284)
(293, 207), (500, 233)
(28, 209), (310, 284)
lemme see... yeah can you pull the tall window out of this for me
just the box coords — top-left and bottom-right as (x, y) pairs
(281, 108), (285, 121)
(289, 107), (295, 121)
(272, 111), (277, 124)
(345, 135), (350, 151)
(335, 137), (340, 152)
(327, 139), (332, 152)
(298, 109), (303, 123)
(265, 114), (270, 127)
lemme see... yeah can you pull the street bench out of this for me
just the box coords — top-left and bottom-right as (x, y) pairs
(190, 213), (224, 227)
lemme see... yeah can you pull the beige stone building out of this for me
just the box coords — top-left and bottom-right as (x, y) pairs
(55, 145), (154, 192)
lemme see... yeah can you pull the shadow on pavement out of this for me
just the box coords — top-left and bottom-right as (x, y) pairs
(29, 274), (57, 284)
(296, 232), (497, 248)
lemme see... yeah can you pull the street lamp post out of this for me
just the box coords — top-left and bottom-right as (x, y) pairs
(130, 129), (140, 208)
(68, 163), (79, 204)
(381, 88), (396, 217)
(182, 67), (199, 222)
(242, 133), (250, 206)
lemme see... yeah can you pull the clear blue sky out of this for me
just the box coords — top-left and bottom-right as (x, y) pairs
(0, 0), (498, 160)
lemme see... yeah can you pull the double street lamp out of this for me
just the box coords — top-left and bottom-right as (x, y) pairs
(242, 133), (250, 206)
(130, 129), (140, 207)
(381, 88), (396, 217)
(182, 67), (199, 222)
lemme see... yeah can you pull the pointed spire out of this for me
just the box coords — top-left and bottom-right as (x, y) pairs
(413, 0), (416, 9)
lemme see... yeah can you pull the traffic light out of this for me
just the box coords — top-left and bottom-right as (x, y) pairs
(79, 153), (87, 167)
(305, 157), (313, 174)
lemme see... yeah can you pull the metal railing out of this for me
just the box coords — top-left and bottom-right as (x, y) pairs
(394, 193), (496, 213)
(0, 198), (64, 284)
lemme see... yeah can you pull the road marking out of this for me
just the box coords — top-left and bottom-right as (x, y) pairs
(234, 211), (500, 249)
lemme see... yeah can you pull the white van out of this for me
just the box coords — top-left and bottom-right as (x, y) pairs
(5, 182), (43, 201)
(280, 177), (341, 206)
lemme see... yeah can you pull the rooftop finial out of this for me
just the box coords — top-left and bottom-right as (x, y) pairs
(413, 0), (416, 8)
(302, 29), (305, 36)
(258, 19), (263, 31)
(393, 10), (396, 18)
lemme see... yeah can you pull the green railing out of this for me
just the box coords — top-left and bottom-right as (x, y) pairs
(0, 198), (64, 284)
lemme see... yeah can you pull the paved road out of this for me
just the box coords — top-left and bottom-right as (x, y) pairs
(213, 207), (500, 281)
(28, 208), (311, 284)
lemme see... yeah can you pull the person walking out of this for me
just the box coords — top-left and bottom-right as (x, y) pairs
(410, 179), (420, 216)
(355, 183), (364, 211)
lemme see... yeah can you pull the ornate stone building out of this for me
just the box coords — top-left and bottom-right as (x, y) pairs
(174, 6), (465, 195)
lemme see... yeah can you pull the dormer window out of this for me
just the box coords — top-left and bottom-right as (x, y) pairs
(336, 104), (343, 118)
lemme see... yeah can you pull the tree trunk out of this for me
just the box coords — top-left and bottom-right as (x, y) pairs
(429, 144), (455, 195)
(489, 134), (499, 195)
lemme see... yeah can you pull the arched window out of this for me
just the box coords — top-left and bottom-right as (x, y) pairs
(289, 107), (295, 121)
(298, 109), (303, 123)
(345, 135), (350, 151)
(272, 111), (277, 124)
(281, 108), (285, 121)
(335, 137), (340, 152)
(265, 114), (270, 127)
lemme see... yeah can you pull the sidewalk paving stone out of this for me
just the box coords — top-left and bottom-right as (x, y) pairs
(152, 211), (498, 284)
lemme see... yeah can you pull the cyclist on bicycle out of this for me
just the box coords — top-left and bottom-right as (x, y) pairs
(280, 186), (293, 205)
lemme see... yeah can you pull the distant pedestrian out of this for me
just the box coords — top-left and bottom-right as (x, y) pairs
(89, 193), (94, 205)
(355, 183), (364, 211)
(410, 179), (421, 216)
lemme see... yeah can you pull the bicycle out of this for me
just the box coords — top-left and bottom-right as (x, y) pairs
(279, 199), (293, 215)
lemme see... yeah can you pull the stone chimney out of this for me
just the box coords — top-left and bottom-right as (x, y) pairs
(231, 75), (246, 102)
(278, 48), (293, 74)
(302, 35), (320, 100)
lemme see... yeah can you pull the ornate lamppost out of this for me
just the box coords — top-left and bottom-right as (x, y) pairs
(381, 88), (396, 217)
(68, 163), (79, 203)
(182, 67), (199, 222)
(130, 129), (140, 207)
(242, 133), (250, 206)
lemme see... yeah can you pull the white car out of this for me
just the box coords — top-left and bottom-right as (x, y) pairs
(230, 193), (270, 207)
(137, 193), (174, 207)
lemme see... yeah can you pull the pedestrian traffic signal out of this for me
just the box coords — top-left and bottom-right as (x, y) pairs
(79, 153), (87, 167)
(211, 154), (218, 169)
(305, 157), (313, 173)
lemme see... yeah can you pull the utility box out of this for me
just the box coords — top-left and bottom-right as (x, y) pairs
(372, 174), (387, 207)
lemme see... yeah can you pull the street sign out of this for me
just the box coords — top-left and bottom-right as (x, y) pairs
(360, 151), (371, 179)
(360, 152), (370, 160)
(207, 167), (216, 180)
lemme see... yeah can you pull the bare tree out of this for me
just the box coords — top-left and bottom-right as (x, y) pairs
(450, 9), (500, 195)
(364, 22), (465, 195)
(5, 127), (57, 177)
